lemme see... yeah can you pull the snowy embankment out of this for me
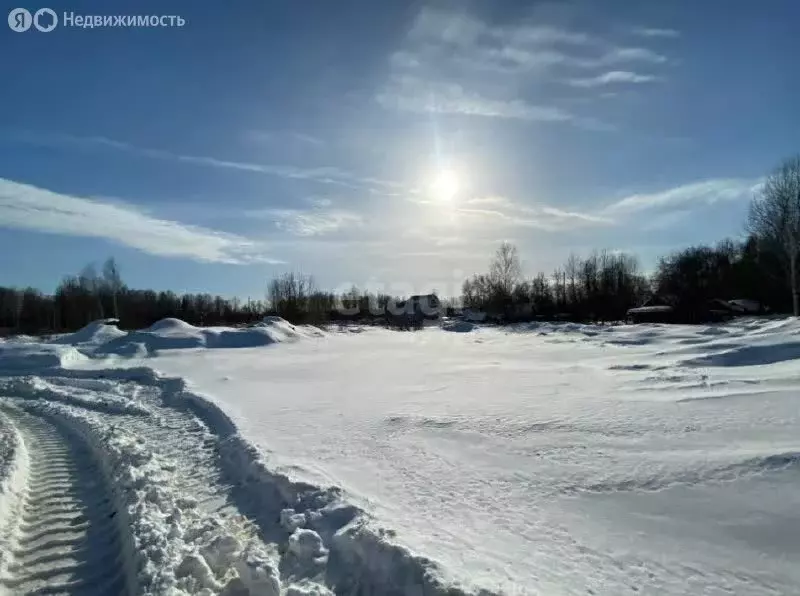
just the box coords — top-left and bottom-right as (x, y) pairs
(2, 316), (800, 594)
(0, 318), (483, 596)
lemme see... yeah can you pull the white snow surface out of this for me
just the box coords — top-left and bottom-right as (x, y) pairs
(1, 316), (800, 594)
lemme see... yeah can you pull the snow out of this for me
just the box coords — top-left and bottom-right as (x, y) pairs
(1, 316), (800, 594)
(39, 317), (327, 357)
(0, 343), (88, 371)
(120, 318), (800, 594)
(48, 318), (128, 346)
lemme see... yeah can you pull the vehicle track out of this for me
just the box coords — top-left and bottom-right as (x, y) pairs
(0, 408), (131, 596)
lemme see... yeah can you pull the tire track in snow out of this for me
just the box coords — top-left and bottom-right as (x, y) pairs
(3, 373), (487, 595)
(0, 408), (131, 596)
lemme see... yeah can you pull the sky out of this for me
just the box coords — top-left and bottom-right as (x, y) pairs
(1, 0), (798, 299)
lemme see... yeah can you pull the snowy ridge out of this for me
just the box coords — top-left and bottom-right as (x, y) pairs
(2, 378), (286, 595)
(0, 408), (27, 584)
(48, 319), (128, 347)
(44, 317), (329, 356)
(0, 368), (486, 595)
(0, 343), (88, 371)
(126, 367), (497, 595)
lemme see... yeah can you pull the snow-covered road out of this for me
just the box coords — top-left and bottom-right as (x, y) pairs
(1, 317), (799, 595)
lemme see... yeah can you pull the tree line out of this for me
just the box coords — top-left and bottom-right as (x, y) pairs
(2, 155), (799, 334)
(462, 155), (800, 321)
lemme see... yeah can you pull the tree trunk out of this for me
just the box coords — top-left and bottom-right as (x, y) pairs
(792, 253), (799, 316)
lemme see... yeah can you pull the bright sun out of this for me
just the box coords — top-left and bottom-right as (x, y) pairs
(431, 169), (460, 201)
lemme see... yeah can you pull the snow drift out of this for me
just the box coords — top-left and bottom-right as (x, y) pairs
(39, 317), (327, 357)
(0, 343), (88, 371)
(49, 318), (127, 346)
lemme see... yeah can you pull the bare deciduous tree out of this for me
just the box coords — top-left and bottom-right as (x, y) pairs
(489, 242), (521, 295)
(102, 257), (123, 319)
(748, 156), (800, 315)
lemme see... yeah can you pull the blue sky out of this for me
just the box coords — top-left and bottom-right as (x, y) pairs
(1, 0), (798, 299)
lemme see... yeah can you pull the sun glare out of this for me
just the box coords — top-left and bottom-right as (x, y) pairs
(431, 169), (460, 201)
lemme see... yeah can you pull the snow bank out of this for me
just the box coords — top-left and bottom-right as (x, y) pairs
(49, 319), (127, 346)
(94, 317), (325, 356)
(0, 318), (325, 363)
(0, 408), (28, 583)
(0, 370), (466, 595)
(3, 382), (282, 596)
(0, 343), (88, 371)
(257, 316), (327, 340)
(92, 368), (488, 596)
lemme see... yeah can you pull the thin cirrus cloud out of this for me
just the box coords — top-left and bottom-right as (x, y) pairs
(633, 27), (681, 39)
(602, 178), (764, 215)
(377, 5), (674, 129)
(246, 208), (364, 237)
(244, 130), (325, 147)
(377, 78), (571, 122)
(455, 178), (763, 233)
(456, 196), (614, 231)
(568, 70), (659, 88)
(376, 77), (613, 130)
(11, 131), (403, 195)
(0, 177), (282, 264)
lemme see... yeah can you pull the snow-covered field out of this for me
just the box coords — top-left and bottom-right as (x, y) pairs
(1, 316), (799, 595)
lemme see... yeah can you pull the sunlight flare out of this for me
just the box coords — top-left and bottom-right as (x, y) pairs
(431, 168), (461, 201)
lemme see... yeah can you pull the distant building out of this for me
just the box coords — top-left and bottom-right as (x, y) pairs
(388, 294), (442, 320)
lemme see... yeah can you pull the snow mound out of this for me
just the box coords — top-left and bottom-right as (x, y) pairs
(93, 318), (324, 356)
(144, 317), (197, 334)
(257, 316), (327, 340)
(49, 319), (127, 346)
(0, 344), (88, 371)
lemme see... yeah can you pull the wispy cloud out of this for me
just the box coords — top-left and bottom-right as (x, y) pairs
(602, 178), (764, 215)
(11, 131), (401, 194)
(378, 6), (672, 129)
(568, 70), (658, 88)
(377, 76), (613, 131)
(0, 178), (282, 264)
(247, 207), (363, 237)
(376, 77), (574, 123)
(633, 27), (680, 39)
(458, 195), (613, 231)
(452, 178), (763, 235)
(601, 47), (667, 65)
(245, 130), (325, 147)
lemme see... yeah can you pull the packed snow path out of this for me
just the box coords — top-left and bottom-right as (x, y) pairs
(0, 372), (467, 596)
(0, 407), (131, 595)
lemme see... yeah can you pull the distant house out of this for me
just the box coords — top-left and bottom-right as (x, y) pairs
(406, 294), (442, 319)
(387, 294), (442, 322)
